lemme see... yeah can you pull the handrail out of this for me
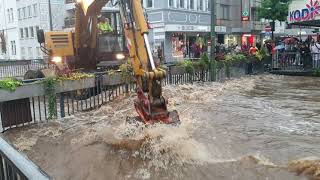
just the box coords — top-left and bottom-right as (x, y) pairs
(0, 138), (51, 180)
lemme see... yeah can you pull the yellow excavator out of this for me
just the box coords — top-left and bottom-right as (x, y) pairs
(36, 0), (179, 124)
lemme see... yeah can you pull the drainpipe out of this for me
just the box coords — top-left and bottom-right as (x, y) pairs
(48, 0), (53, 30)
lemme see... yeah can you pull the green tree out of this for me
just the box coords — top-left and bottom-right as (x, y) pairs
(258, 0), (291, 21)
(258, 0), (291, 39)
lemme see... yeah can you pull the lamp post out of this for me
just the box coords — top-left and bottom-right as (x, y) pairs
(48, 0), (53, 30)
(210, 0), (216, 61)
(210, 0), (217, 81)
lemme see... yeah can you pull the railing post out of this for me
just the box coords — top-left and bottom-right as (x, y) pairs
(60, 93), (65, 118)
(169, 66), (173, 84)
(210, 60), (217, 82)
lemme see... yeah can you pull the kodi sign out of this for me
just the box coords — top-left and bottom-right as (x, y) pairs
(289, 0), (320, 22)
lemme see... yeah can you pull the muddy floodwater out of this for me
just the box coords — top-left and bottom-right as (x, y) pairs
(4, 75), (320, 180)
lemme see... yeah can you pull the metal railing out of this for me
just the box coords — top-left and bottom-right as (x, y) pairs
(0, 62), (260, 179)
(0, 59), (48, 79)
(273, 52), (320, 71)
(0, 138), (51, 180)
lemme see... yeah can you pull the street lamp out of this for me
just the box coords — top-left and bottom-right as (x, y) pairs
(210, 0), (216, 61)
(210, 0), (217, 82)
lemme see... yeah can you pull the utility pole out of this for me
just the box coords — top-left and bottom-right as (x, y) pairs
(210, 0), (216, 60)
(210, 0), (217, 82)
(48, 0), (53, 31)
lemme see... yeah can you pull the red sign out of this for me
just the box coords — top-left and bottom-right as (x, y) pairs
(242, 17), (250, 21)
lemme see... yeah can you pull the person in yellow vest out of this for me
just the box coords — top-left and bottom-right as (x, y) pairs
(97, 16), (113, 34)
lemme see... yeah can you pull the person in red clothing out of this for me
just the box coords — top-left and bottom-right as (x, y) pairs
(249, 45), (258, 55)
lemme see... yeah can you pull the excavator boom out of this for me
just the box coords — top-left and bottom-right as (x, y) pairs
(68, 0), (180, 124)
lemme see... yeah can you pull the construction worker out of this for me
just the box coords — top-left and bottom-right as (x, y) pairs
(97, 16), (113, 34)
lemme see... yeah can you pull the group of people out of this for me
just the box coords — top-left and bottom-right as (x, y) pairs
(276, 35), (320, 69)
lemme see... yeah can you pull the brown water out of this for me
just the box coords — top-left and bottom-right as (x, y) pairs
(4, 75), (320, 180)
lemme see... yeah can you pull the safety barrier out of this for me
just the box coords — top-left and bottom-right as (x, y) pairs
(0, 138), (51, 180)
(0, 59), (48, 79)
(0, 62), (260, 179)
(273, 52), (320, 71)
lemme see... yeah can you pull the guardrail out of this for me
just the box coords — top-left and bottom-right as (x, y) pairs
(273, 52), (320, 71)
(0, 59), (48, 79)
(0, 62), (263, 131)
(0, 138), (51, 180)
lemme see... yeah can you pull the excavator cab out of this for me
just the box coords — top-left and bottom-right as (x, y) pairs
(96, 10), (128, 69)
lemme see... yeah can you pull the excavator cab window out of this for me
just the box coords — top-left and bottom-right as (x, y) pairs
(98, 34), (124, 53)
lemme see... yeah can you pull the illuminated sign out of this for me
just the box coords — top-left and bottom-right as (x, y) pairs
(289, 0), (320, 22)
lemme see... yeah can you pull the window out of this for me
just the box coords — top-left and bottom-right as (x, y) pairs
(21, 47), (25, 59)
(221, 5), (230, 20)
(169, 0), (174, 7)
(18, 8), (21, 20)
(30, 27), (34, 38)
(10, 8), (13, 22)
(25, 28), (29, 38)
(28, 6), (32, 17)
(28, 47), (33, 59)
(36, 47), (41, 58)
(190, 0), (194, 10)
(20, 28), (24, 38)
(33, 4), (37, 17)
(199, 0), (204, 11)
(7, 9), (10, 22)
(22, 7), (26, 18)
(35, 26), (39, 35)
(179, 0), (185, 8)
(146, 0), (153, 8)
(11, 41), (16, 55)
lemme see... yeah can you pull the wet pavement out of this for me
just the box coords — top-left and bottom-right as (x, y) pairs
(4, 74), (320, 180)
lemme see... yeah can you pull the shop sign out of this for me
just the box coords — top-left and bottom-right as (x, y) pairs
(289, 0), (320, 22)
(215, 26), (227, 33)
(165, 25), (210, 32)
(242, 10), (250, 21)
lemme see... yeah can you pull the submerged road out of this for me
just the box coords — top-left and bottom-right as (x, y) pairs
(5, 74), (320, 180)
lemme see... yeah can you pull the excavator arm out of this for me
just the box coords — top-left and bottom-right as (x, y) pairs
(75, 0), (180, 124)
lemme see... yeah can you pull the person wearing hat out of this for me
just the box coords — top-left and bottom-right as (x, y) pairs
(97, 16), (113, 34)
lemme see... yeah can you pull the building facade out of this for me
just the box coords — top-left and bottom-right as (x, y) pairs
(0, 0), (19, 59)
(143, 0), (264, 62)
(0, 0), (65, 60)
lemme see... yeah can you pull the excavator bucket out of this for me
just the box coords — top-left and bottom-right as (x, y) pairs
(132, 87), (180, 125)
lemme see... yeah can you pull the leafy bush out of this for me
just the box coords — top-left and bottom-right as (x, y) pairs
(0, 78), (22, 91)
(313, 68), (320, 77)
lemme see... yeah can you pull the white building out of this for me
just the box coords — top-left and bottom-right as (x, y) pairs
(0, 0), (19, 60)
(0, 0), (65, 60)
